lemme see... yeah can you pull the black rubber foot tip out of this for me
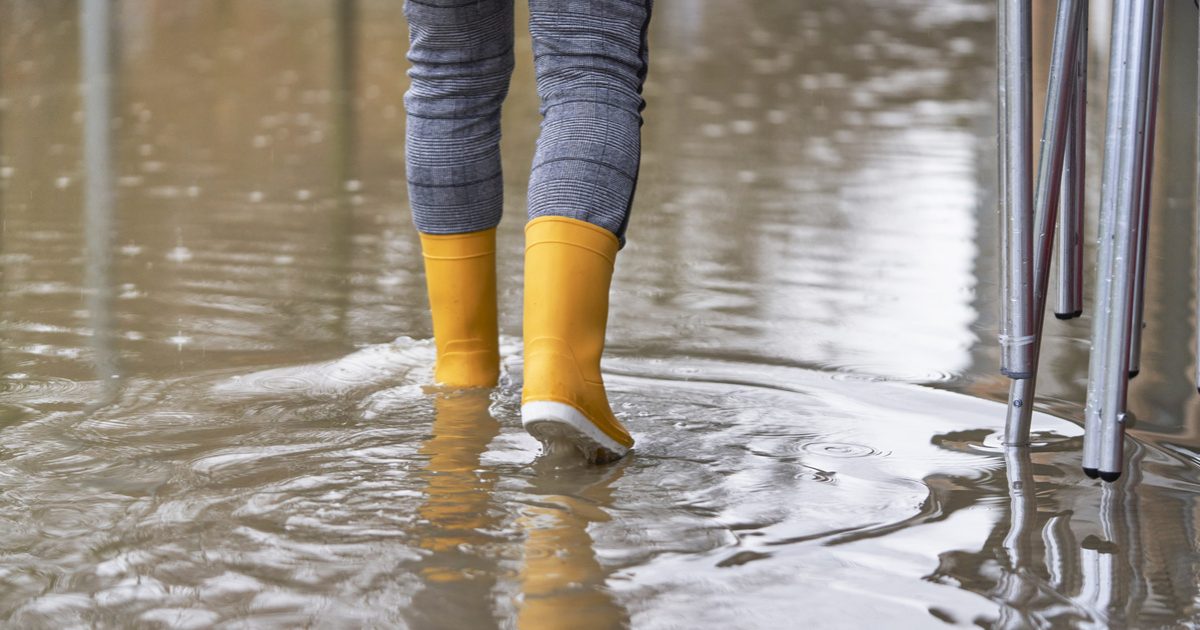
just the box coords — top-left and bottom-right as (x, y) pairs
(1099, 470), (1122, 483)
(1082, 467), (1100, 479)
(1054, 310), (1083, 320)
(1128, 369), (1140, 379)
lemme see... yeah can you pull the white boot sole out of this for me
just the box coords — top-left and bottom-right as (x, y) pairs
(521, 401), (629, 464)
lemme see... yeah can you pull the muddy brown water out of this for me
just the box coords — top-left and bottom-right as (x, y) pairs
(2, 1), (1200, 628)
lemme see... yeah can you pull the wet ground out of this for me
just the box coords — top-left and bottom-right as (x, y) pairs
(2, 0), (1200, 627)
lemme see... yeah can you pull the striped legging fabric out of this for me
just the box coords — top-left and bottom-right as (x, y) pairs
(404, 0), (652, 244)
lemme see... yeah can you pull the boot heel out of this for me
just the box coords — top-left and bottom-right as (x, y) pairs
(522, 401), (628, 464)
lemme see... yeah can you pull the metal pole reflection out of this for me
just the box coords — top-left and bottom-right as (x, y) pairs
(1041, 512), (1080, 596)
(994, 446), (1039, 628)
(0, 7), (6, 341)
(81, 0), (119, 400)
(1001, 447), (1037, 569)
(331, 0), (358, 340)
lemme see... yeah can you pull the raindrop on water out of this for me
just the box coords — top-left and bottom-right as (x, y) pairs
(166, 246), (193, 263)
(731, 120), (757, 135)
(737, 171), (759, 184)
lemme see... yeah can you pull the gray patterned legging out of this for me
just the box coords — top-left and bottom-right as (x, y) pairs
(404, 0), (652, 244)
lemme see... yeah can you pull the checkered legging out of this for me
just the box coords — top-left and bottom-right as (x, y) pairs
(404, 0), (652, 245)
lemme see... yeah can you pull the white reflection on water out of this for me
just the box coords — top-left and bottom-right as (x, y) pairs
(761, 124), (979, 380)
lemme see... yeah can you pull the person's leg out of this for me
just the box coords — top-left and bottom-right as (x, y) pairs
(404, 0), (515, 387)
(520, 0), (652, 462)
(526, 0), (652, 242)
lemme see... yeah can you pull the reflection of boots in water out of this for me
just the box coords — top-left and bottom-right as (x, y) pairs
(521, 217), (635, 464)
(419, 229), (500, 388)
(412, 390), (502, 622)
(517, 461), (629, 629)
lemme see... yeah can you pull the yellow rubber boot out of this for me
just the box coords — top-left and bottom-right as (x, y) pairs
(419, 229), (500, 388)
(521, 217), (634, 463)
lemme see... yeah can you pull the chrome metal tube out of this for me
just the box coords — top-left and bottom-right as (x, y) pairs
(999, 0), (1036, 379)
(1196, 0), (1200, 395)
(1096, 0), (1156, 481)
(1127, 0), (1164, 381)
(1190, 0), (1200, 393)
(1083, 0), (1134, 477)
(1003, 0), (1084, 445)
(1056, 2), (1087, 320)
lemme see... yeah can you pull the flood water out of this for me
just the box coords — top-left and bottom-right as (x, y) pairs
(2, 1), (1200, 627)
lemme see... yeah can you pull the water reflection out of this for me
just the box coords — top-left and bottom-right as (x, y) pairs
(926, 435), (1200, 626)
(517, 459), (628, 630)
(621, 1), (987, 383)
(410, 389), (628, 628)
(1, 0), (1200, 627)
(81, 0), (119, 405)
(409, 391), (504, 626)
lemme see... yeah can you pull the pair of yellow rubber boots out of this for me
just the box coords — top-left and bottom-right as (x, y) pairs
(419, 216), (633, 463)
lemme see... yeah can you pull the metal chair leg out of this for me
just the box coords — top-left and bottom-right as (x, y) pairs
(1056, 3), (1087, 321)
(1196, 0), (1200, 396)
(1088, 0), (1159, 482)
(1084, 0), (1134, 478)
(1127, 0), (1165, 382)
(1003, 0), (1086, 445)
(999, 0), (1036, 380)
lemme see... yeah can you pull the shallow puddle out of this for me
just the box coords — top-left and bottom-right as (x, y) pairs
(2, 1), (1200, 627)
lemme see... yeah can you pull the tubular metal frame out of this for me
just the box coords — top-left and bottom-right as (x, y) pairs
(999, 0), (1168, 482)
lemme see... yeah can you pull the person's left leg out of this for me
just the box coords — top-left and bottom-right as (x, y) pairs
(525, 0), (651, 243)
(520, 0), (652, 462)
(404, 0), (516, 388)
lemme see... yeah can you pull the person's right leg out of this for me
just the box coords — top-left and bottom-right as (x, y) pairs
(520, 0), (653, 462)
(404, 0), (515, 387)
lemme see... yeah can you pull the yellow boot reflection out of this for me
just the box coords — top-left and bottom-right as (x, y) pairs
(412, 390), (502, 623)
(517, 461), (629, 629)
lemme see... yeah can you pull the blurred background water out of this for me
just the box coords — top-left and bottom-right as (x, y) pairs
(2, 0), (1200, 627)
